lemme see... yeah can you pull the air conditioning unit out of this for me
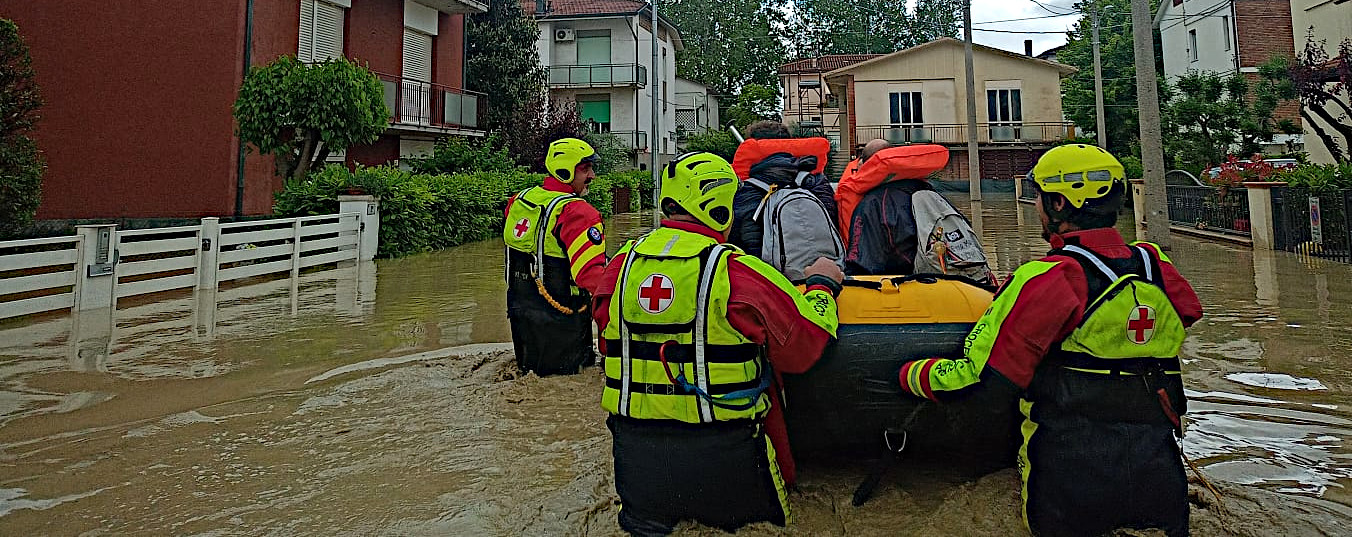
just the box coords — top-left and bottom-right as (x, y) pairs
(990, 126), (1018, 142)
(554, 28), (575, 42)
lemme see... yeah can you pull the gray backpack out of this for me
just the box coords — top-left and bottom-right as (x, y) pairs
(747, 172), (845, 281)
(911, 190), (994, 285)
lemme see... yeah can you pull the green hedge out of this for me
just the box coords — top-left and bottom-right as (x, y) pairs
(274, 165), (639, 258)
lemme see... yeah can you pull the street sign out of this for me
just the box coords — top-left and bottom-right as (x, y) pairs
(1310, 196), (1323, 245)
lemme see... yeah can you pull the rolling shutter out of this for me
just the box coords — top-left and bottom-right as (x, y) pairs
(298, 0), (344, 62)
(402, 29), (433, 82)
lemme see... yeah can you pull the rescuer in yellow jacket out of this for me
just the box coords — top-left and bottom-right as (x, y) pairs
(503, 138), (607, 376)
(593, 152), (845, 535)
(897, 145), (1204, 537)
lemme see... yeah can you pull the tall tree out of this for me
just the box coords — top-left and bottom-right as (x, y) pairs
(664, 0), (791, 98)
(1057, 0), (1159, 159)
(466, 0), (547, 132)
(0, 19), (42, 237)
(1162, 71), (1299, 172)
(790, 0), (961, 57)
(1266, 34), (1352, 163)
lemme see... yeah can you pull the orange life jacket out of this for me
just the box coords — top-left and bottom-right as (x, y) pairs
(731, 137), (831, 180)
(834, 144), (950, 239)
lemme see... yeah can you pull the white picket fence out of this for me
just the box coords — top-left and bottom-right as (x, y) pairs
(0, 197), (379, 322)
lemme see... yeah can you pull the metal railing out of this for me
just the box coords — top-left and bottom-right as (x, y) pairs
(1166, 185), (1252, 237)
(854, 122), (1076, 145)
(1272, 187), (1352, 262)
(376, 73), (482, 129)
(602, 130), (648, 150)
(548, 63), (647, 88)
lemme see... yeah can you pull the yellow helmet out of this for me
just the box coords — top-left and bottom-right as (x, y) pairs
(1030, 144), (1125, 208)
(545, 138), (597, 183)
(660, 152), (738, 233)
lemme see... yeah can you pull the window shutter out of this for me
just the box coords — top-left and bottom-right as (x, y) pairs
(403, 29), (433, 82)
(298, 0), (315, 62)
(314, 1), (345, 60)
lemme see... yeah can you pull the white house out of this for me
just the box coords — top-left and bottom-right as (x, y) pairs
(672, 77), (719, 146)
(1154, 0), (1301, 152)
(526, 0), (685, 167)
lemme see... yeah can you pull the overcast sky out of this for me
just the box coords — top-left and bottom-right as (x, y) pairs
(961, 0), (1082, 56)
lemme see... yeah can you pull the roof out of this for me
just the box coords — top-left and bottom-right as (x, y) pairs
(1035, 44), (1065, 60)
(823, 38), (1077, 79)
(534, 0), (645, 17)
(778, 54), (883, 75)
(525, 0), (683, 49)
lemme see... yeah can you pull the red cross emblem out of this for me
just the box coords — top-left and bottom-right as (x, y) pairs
(1127, 305), (1156, 344)
(637, 273), (675, 314)
(513, 218), (530, 238)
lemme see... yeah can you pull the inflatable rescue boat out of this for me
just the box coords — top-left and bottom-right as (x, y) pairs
(783, 274), (1020, 462)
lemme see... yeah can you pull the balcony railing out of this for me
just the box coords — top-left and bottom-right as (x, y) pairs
(376, 73), (482, 130)
(854, 122), (1076, 145)
(599, 130), (648, 150)
(548, 64), (647, 88)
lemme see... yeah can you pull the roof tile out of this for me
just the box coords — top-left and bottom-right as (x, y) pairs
(778, 54), (883, 74)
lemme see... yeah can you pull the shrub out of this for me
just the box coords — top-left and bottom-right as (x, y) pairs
(275, 165), (638, 257)
(408, 133), (519, 175)
(585, 132), (636, 175)
(1119, 155), (1144, 179)
(682, 129), (739, 162)
(1274, 162), (1352, 193)
(0, 19), (43, 238)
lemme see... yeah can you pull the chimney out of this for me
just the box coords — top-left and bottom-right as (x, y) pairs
(1025, 40), (1034, 57)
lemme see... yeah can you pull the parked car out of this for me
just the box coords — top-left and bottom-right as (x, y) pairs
(1165, 169), (1204, 186)
(1203, 159), (1299, 179)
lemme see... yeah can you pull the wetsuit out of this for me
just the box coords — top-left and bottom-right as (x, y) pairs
(897, 228), (1203, 537)
(594, 220), (838, 535)
(502, 177), (606, 376)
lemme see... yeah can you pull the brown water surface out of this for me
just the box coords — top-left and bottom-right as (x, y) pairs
(1, 203), (1350, 535)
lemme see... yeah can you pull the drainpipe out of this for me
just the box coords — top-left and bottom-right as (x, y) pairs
(235, 0), (256, 217)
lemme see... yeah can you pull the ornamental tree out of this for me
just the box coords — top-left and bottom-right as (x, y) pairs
(0, 19), (43, 237)
(233, 56), (390, 181)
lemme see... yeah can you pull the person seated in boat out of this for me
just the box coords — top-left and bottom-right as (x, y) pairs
(836, 138), (890, 201)
(837, 144), (993, 283)
(727, 120), (838, 259)
(896, 144), (1204, 537)
(592, 151), (844, 535)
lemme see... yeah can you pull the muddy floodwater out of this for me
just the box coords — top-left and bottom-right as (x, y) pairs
(2, 198), (1351, 536)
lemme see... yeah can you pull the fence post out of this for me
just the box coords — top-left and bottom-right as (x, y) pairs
(1243, 182), (1285, 251)
(1013, 174), (1024, 199)
(1130, 179), (1147, 241)
(339, 195), (380, 261)
(74, 224), (118, 311)
(290, 219), (302, 280)
(198, 217), (221, 290)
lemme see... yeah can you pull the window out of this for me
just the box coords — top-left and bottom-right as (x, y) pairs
(1221, 16), (1231, 51)
(888, 91), (923, 127)
(986, 86), (1022, 142)
(986, 88), (1022, 123)
(578, 95), (611, 133)
(1188, 29), (1199, 61)
(298, 0), (345, 62)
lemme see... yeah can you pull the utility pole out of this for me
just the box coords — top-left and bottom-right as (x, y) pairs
(963, 0), (981, 202)
(1092, 5), (1107, 148)
(1130, 0), (1170, 247)
(649, 0), (661, 227)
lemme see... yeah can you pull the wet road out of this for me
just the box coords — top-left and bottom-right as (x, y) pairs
(1, 200), (1350, 535)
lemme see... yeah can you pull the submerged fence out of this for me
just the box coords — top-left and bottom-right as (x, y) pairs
(0, 197), (379, 322)
(1166, 185), (1252, 237)
(1271, 187), (1352, 262)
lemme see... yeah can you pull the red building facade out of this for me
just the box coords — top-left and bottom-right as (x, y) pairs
(2, 0), (484, 220)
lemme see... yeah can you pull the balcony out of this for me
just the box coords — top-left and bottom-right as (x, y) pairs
(596, 130), (648, 150)
(548, 64), (648, 89)
(377, 73), (483, 134)
(854, 122), (1076, 146)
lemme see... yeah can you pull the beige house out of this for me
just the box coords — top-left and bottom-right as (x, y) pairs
(1289, 0), (1352, 164)
(826, 38), (1077, 180)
